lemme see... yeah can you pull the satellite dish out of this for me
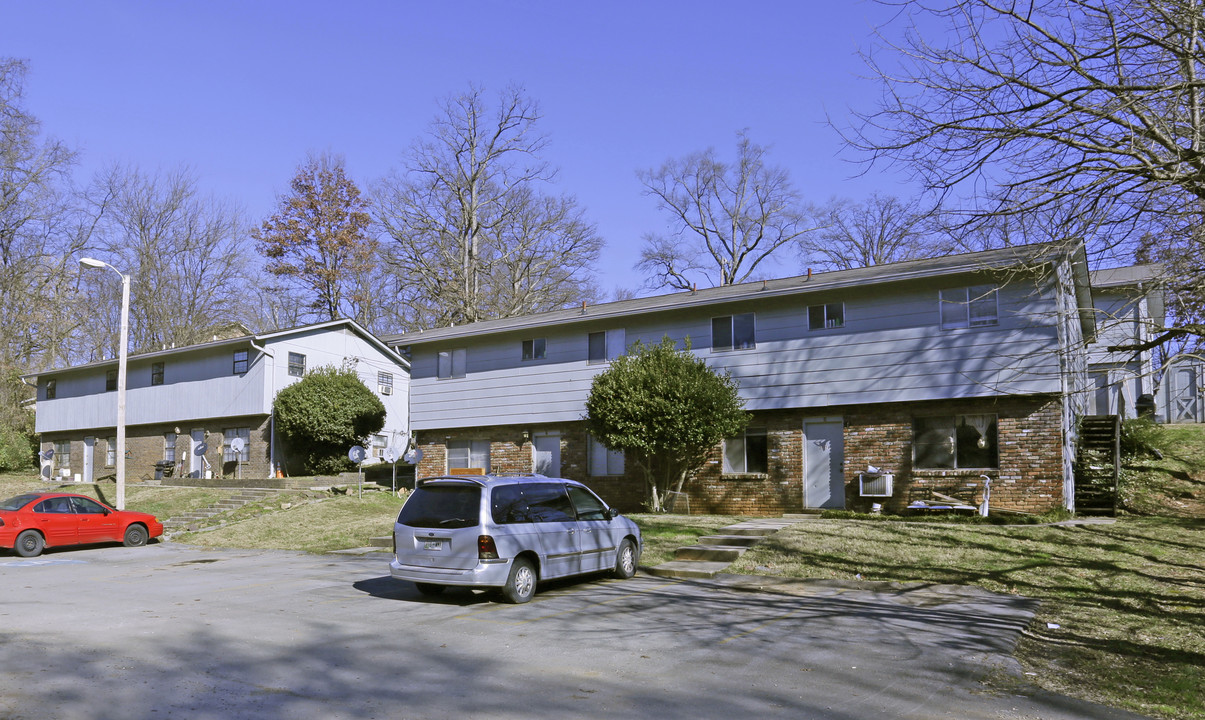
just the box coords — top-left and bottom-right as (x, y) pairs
(403, 448), (423, 464)
(230, 437), (245, 452)
(41, 448), (54, 461)
(348, 445), (366, 464)
(384, 448), (399, 464)
(194, 442), (208, 456)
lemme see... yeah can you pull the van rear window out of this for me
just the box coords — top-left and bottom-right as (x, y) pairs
(397, 485), (481, 529)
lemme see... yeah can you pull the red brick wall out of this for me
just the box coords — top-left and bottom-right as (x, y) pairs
(415, 395), (1069, 517)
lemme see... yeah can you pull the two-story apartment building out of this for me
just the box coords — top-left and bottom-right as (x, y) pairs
(384, 241), (1096, 516)
(1084, 265), (1164, 418)
(24, 319), (409, 482)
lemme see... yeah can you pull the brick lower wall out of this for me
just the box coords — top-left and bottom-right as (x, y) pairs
(414, 394), (1069, 517)
(40, 415), (273, 484)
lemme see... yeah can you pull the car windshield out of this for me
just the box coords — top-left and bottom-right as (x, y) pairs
(0, 494), (40, 511)
(397, 485), (480, 529)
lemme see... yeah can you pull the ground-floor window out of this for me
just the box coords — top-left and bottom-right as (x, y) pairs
(447, 439), (490, 473)
(53, 439), (70, 465)
(588, 436), (624, 476)
(723, 427), (768, 474)
(105, 436), (117, 467)
(223, 427), (251, 463)
(913, 414), (998, 469)
(372, 434), (388, 458)
(164, 432), (177, 462)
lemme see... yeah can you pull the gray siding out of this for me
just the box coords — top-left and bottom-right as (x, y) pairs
(408, 274), (1068, 430)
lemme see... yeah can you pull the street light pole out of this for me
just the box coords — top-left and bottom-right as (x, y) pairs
(81, 257), (130, 510)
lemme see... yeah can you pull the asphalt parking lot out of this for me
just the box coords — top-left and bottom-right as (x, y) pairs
(0, 542), (1150, 720)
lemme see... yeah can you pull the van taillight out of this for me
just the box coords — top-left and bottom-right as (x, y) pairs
(478, 535), (498, 559)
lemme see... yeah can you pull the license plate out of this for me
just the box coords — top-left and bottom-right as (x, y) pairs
(423, 540), (443, 550)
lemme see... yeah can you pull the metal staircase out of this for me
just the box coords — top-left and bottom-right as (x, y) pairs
(1076, 415), (1120, 515)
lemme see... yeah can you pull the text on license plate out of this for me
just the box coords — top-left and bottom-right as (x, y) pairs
(423, 540), (443, 550)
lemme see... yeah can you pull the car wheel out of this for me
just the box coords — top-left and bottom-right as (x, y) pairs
(613, 538), (638, 579)
(501, 557), (537, 604)
(123, 524), (148, 548)
(414, 583), (446, 596)
(15, 530), (44, 558)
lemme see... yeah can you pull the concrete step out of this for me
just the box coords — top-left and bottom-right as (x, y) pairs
(645, 560), (733, 579)
(698, 534), (763, 547)
(369, 536), (393, 548)
(674, 545), (747, 562)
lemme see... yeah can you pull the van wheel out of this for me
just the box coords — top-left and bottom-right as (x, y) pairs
(415, 583), (445, 596)
(502, 558), (536, 604)
(123, 524), (148, 547)
(613, 538), (638, 579)
(15, 530), (44, 558)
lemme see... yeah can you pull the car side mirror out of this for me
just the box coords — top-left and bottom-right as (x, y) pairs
(605, 507), (619, 521)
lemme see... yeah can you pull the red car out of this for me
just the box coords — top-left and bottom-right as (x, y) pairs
(0, 492), (164, 558)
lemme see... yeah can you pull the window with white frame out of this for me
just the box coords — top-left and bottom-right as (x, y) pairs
(447, 439), (490, 472)
(913, 414), (998, 469)
(940, 285), (999, 329)
(164, 432), (177, 462)
(287, 352), (306, 377)
(437, 348), (466, 379)
(371, 434), (388, 458)
(588, 435), (625, 476)
(808, 303), (844, 330)
(522, 338), (546, 361)
(712, 313), (755, 351)
(723, 428), (768, 474)
(106, 436), (117, 467)
(53, 439), (71, 465)
(588, 329), (626, 364)
(223, 427), (251, 463)
(378, 371), (394, 395)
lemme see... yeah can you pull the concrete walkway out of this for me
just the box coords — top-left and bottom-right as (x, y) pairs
(647, 514), (818, 579)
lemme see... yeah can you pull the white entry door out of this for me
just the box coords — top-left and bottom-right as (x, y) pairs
(83, 436), (95, 483)
(189, 429), (205, 478)
(803, 418), (845, 509)
(533, 433), (561, 476)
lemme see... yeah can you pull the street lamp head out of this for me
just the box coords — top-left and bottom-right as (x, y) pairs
(79, 257), (107, 269)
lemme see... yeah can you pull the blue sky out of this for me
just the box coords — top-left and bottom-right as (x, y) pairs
(3, 1), (915, 295)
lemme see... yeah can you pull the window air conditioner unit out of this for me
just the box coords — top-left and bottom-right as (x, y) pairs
(379, 385), (393, 396)
(859, 472), (893, 497)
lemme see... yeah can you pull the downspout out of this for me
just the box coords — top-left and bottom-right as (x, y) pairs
(251, 341), (276, 475)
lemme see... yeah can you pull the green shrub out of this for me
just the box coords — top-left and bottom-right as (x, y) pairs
(0, 425), (34, 472)
(1121, 417), (1165, 458)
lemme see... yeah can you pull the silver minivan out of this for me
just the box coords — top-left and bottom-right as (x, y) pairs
(390, 474), (642, 603)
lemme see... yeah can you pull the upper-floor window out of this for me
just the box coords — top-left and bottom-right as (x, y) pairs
(223, 427), (251, 463)
(151, 362), (164, 386)
(588, 435), (625, 476)
(288, 352), (306, 377)
(712, 313), (756, 351)
(723, 428), (768, 474)
(378, 371), (394, 395)
(588, 329), (626, 364)
(447, 439), (490, 472)
(45, 379), (56, 399)
(106, 369), (117, 392)
(233, 349), (249, 374)
(940, 285), (998, 329)
(522, 338), (547, 361)
(438, 348), (467, 379)
(913, 414), (998, 469)
(808, 303), (844, 330)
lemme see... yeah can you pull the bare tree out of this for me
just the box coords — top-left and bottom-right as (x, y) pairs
(847, 0), (1205, 336)
(807, 193), (941, 270)
(255, 153), (378, 327)
(637, 131), (817, 290)
(78, 165), (253, 356)
(374, 85), (602, 330)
